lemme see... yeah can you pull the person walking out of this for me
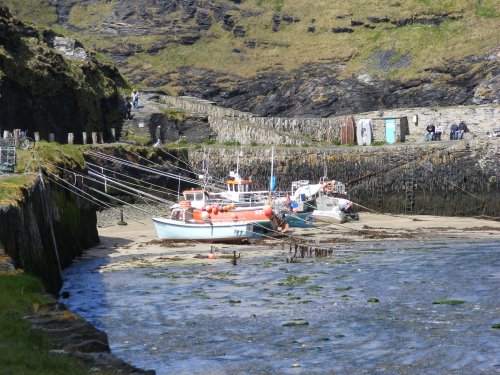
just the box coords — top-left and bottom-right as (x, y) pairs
(125, 100), (132, 119)
(132, 90), (139, 110)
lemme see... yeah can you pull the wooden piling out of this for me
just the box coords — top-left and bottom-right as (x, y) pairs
(91, 132), (98, 144)
(67, 133), (74, 144)
(34, 132), (40, 141)
(13, 129), (20, 145)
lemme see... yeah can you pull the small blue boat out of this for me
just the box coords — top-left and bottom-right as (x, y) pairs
(152, 208), (254, 243)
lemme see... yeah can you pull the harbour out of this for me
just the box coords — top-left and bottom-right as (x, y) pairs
(60, 213), (500, 374)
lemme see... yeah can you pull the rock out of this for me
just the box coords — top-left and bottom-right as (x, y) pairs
(367, 16), (390, 23)
(53, 37), (88, 61)
(272, 14), (281, 32)
(245, 40), (257, 49)
(182, 0), (197, 20)
(307, 25), (316, 33)
(222, 14), (236, 31)
(233, 25), (246, 38)
(332, 27), (354, 33)
(196, 11), (212, 30)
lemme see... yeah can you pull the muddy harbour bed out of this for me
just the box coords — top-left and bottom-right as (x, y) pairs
(60, 213), (500, 374)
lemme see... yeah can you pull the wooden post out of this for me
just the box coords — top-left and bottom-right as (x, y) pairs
(110, 128), (116, 141)
(34, 132), (40, 142)
(82, 132), (88, 145)
(67, 133), (74, 144)
(91, 132), (98, 144)
(3, 130), (9, 138)
(13, 129), (20, 145)
(49, 133), (55, 142)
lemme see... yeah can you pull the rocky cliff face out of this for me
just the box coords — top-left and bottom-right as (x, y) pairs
(0, 5), (128, 142)
(6, 1), (497, 117)
(171, 58), (499, 117)
(0, 175), (99, 294)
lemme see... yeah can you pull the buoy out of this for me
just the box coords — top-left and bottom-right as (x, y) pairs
(201, 211), (209, 220)
(208, 253), (215, 260)
(263, 205), (273, 217)
(213, 207), (219, 215)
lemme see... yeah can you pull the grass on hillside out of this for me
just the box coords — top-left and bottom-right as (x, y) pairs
(0, 273), (89, 375)
(4, 0), (499, 88)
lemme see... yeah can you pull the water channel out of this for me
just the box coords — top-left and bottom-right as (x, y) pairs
(61, 240), (500, 374)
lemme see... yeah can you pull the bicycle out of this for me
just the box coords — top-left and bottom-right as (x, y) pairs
(4, 130), (35, 150)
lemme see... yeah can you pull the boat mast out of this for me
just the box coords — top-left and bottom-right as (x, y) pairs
(270, 146), (275, 192)
(201, 146), (211, 190)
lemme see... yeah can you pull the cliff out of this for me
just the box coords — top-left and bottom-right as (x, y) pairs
(0, 173), (99, 294)
(0, 5), (129, 143)
(4, 0), (498, 117)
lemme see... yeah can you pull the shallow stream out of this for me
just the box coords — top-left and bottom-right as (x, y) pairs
(61, 240), (499, 374)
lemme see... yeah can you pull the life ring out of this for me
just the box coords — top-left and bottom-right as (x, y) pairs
(323, 182), (335, 193)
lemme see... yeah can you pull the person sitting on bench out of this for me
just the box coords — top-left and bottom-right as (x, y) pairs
(434, 125), (443, 141)
(456, 121), (469, 140)
(450, 123), (459, 140)
(424, 124), (435, 142)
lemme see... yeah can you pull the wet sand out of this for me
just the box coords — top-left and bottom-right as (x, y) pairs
(90, 213), (500, 267)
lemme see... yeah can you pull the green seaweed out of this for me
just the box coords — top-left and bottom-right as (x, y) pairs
(432, 299), (465, 305)
(282, 319), (309, 327)
(278, 275), (309, 287)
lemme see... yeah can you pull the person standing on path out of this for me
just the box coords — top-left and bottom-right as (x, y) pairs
(132, 90), (139, 110)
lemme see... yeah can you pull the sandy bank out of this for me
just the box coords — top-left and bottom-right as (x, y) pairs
(87, 213), (500, 269)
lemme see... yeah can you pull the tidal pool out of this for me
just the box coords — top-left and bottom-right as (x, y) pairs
(61, 240), (500, 374)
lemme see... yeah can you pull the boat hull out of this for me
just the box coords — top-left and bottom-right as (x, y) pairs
(152, 217), (253, 242)
(311, 209), (346, 224)
(285, 212), (314, 227)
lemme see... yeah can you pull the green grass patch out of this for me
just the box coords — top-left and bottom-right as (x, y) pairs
(0, 174), (35, 205)
(0, 273), (88, 375)
(162, 108), (188, 121)
(2, 0), (57, 25)
(278, 275), (309, 286)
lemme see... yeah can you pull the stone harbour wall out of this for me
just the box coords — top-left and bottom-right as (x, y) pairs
(161, 95), (499, 145)
(0, 176), (99, 294)
(185, 139), (499, 217)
